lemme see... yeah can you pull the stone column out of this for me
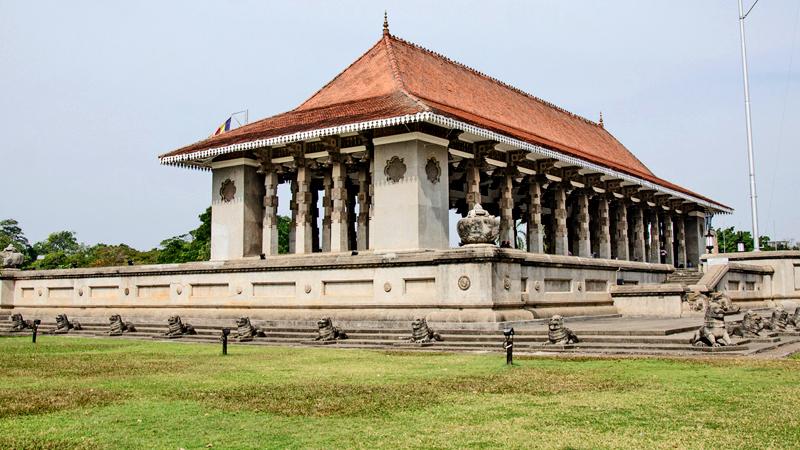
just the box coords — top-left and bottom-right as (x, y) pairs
(632, 205), (646, 262)
(330, 160), (349, 252)
(262, 168), (279, 256)
(596, 196), (611, 259)
(499, 172), (515, 246)
(527, 179), (543, 253)
(554, 185), (569, 256)
(648, 209), (661, 264)
(576, 191), (591, 257)
(294, 165), (313, 254)
(614, 200), (629, 260)
(676, 215), (687, 268)
(321, 172), (332, 252)
(465, 162), (481, 210)
(663, 213), (675, 266)
(685, 212), (705, 268)
(357, 165), (370, 251)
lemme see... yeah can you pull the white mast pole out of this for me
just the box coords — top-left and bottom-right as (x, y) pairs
(738, 0), (761, 251)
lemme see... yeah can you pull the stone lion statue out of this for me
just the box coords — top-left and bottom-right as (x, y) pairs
(457, 204), (500, 245)
(108, 314), (136, 336)
(235, 316), (265, 342)
(790, 307), (800, 329)
(766, 305), (794, 332)
(164, 315), (196, 338)
(711, 291), (740, 314)
(9, 313), (32, 332)
(683, 291), (707, 312)
(690, 298), (732, 347)
(52, 314), (81, 334)
(0, 245), (24, 268)
(728, 310), (766, 338)
(409, 318), (441, 343)
(315, 317), (347, 341)
(544, 315), (579, 345)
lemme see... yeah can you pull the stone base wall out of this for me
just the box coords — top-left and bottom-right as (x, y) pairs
(1, 247), (673, 324)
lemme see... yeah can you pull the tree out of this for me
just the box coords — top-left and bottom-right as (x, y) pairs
(0, 219), (35, 262)
(713, 226), (773, 252)
(278, 215), (290, 254)
(156, 207), (212, 264)
(28, 230), (87, 270)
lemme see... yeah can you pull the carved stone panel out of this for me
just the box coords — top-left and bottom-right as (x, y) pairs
(384, 156), (406, 183)
(425, 157), (441, 184)
(219, 178), (236, 202)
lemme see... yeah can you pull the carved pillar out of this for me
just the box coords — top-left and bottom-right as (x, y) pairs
(577, 191), (591, 257)
(676, 215), (687, 268)
(321, 172), (332, 252)
(289, 176), (297, 254)
(261, 167), (279, 256)
(357, 165), (370, 250)
(614, 200), (629, 260)
(499, 172), (514, 246)
(597, 196), (611, 259)
(554, 185), (569, 256)
(330, 159), (349, 252)
(465, 162), (481, 210)
(648, 209), (661, 264)
(633, 205), (646, 262)
(527, 178), (543, 253)
(294, 165), (313, 254)
(663, 212), (674, 266)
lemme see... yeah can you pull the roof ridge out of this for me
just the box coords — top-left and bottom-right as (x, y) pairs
(382, 33), (430, 112)
(387, 34), (602, 128)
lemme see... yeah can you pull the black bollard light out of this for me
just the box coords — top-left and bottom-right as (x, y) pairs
(32, 319), (41, 344)
(502, 327), (514, 365)
(221, 327), (230, 355)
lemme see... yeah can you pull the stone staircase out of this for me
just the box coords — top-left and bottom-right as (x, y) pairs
(664, 268), (703, 286)
(2, 314), (799, 358)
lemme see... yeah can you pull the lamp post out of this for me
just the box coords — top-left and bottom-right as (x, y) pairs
(502, 328), (514, 365)
(221, 328), (230, 355)
(32, 319), (41, 344)
(738, 0), (761, 251)
(705, 230), (715, 255)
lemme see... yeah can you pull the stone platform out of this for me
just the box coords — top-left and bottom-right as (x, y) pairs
(3, 311), (798, 358)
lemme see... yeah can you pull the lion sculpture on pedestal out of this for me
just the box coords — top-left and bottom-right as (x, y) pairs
(164, 315), (196, 338)
(52, 314), (81, 334)
(315, 317), (348, 341)
(108, 314), (136, 336)
(766, 305), (795, 332)
(409, 318), (441, 343)
(544, 315), (579, 345)
(9, 313), (32, 332)
(235, 316), (266, 342)
(728, 310), (766, 338)
(690, 299), (732, 347)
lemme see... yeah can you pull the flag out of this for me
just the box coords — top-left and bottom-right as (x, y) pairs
(213, 117), (232, 136)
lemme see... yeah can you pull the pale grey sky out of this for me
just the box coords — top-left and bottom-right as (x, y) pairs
(1, 0), (798, 249)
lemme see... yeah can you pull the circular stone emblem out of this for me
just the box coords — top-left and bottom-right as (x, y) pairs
(534, 281), (541, 292)
(304, 284), (312, 294)
(78, 288), (84, 296)
(383, 282), (392, 292)
(458, 275), (471, 291)
(425, 157), (441, 184)
(124, 287), (130, 296)
(176, 285), (183, 295)
(384, 156), (407, 183)
(577, 282), (583, 292)
(219, 178), (236, 203)
(236, 286), (243, 295)
(503, 277), (511, 291)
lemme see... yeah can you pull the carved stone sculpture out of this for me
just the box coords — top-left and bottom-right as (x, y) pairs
(711, 291), (740, 314)
(766, 305), (794, 332)
(409, 318), (441, 343)
(1, 245), (24, 269)
(790, 308), (800, 329)
(457, 204), (499, 245)
(9, 313), (32, 332)
(545, 315), (579, 345)
(52, 314), (81, 334)
(683, 291), (707, 312)
(689, 298), (732, 347)
(728, 310), (766, 338)
(164, 315), (196, 338)
(315, 317), (348, 341)
(108, 314), (136, 336)
(235, 316), (266, 342)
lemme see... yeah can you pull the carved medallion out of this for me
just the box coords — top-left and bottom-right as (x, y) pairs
(304, 284), (312, 294)
(384, 282), (392, 292)
(236, 286), (243, 295)
(503, 277), (511, 291)
(458, 275), (471, 291)
(425, 157), (441, 184)
(124, 287), (130, 296)
(534, 281), (541, 292)
(176, 285), (183, 295)
(384, 156), (406, 183)
(78, 288), (84, 297)
(220, 178), (236, 202)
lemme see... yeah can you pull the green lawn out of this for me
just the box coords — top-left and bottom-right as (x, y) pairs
(0, 336), (798, 449)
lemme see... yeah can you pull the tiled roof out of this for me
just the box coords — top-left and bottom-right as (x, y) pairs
(161, 33), (728, 210)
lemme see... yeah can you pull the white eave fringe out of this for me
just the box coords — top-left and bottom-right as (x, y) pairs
(159, 111), (731, 213)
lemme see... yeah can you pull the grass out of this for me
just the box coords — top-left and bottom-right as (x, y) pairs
(0, 337), (799, 449)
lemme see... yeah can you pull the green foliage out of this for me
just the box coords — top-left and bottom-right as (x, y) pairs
(0, 219), (35, 262)
(27, 231), (87, 270)
(156, 207), (212, 264)
(713, 226), (776, 252)
(278, 215), (290, 254)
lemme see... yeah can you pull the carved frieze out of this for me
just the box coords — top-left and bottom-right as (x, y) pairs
(219, 178), (236, 202)
(384, 156), (406, 183)
(425, 157), (441, 184)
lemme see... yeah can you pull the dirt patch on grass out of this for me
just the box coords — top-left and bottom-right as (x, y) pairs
(188, 367), (630, 417)
(0, 387), (124, 418)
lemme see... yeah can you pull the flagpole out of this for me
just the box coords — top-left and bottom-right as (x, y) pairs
(738, 0), (760, 251)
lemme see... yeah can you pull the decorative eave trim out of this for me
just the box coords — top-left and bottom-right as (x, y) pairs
(159, 111), (732, 213)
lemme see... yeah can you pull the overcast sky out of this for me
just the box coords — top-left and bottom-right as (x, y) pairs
(1, 1), (798, 249)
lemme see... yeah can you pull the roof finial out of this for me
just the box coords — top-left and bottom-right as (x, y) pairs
(598, 111), (604, 128)
(383, 11), (389, 35)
